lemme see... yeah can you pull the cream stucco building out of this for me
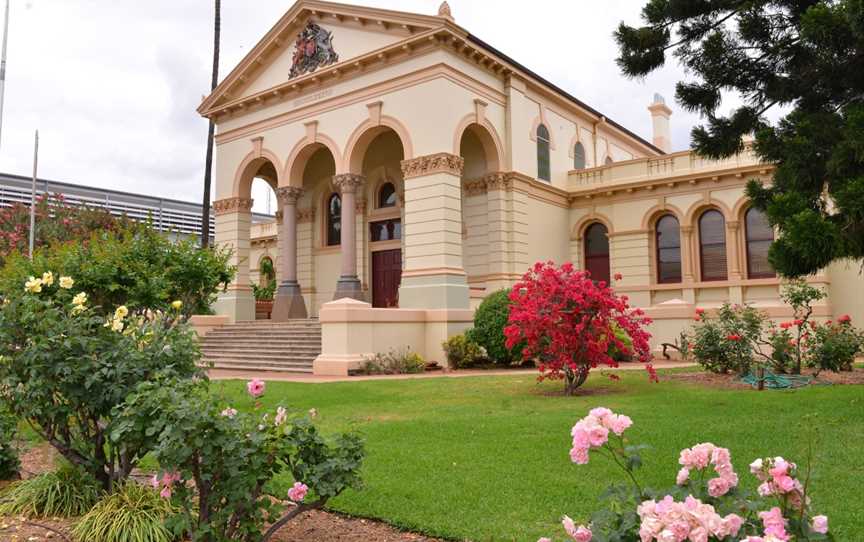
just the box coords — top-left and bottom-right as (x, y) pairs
(200, 0), (864, 375)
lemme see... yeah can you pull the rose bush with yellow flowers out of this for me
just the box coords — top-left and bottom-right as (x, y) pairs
(0, 272), (202, 490)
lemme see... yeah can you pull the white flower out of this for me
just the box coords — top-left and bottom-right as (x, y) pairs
(72, 292), (87, 306)
(111, 318), (124, 332)
(59, 276), (74, 289)
(41, 271), (54, 286)
(274, 406), (287, 427)
(24, 276), (43, 293)
(221, 407), (238, 418)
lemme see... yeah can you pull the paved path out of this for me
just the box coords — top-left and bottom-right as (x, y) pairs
(208, 361), (696, 383)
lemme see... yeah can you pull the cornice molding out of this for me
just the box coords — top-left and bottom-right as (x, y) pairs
(401, 152), (464, 179)
(333, 173), (366, 193)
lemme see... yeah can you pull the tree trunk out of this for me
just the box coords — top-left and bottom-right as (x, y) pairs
(564, 365), (590, 396)
(201, 0), (221, 247)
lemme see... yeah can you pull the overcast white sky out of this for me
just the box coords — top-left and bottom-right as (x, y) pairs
(0, 0), (718, 213)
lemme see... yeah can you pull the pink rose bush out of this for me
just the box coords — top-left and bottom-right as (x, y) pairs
(287, 482), (309, 502)
(542, 407), (833, 542)
(247, 378), (266, 398)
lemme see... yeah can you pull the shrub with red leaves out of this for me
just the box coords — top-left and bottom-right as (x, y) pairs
(504, 262), (655, 395)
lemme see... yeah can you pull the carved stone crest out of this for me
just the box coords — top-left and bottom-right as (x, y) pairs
(289, 22), (339, 79)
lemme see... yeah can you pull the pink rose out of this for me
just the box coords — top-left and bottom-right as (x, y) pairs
(160, 485), (172, 499)
(676, 467), (690, 486)
(570, 446), (589, 465)
(589, 407), (613, 420)
(811, 515), (828, 534)
(708, 477), (731, 497)
(288, 482), (308, 502)
(573, 525), (592, 542)
(607, 414), (632, 435)
(537, 539), (552, 542)
(562, 515), (577, 537)
(587, 425), (609, 447)
(247, 378), (266, 398)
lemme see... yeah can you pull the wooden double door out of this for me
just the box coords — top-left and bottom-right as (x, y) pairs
(371, 249), (402, 308)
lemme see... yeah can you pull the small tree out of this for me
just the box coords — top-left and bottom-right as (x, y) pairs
(780, 279), (828, 374)
(504, 262), (655, 395)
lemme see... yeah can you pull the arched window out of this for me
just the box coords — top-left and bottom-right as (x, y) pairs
(605, 156), (614, 165)
(745, 207), (775, 278)
(656, 214), (682, 283)
(378, 182), (397, 208)
(699, 209), (727, 281)
(574, 142), (586, 169)
(584, 222), (611, 284)
(326, 193), (341, 246)
(536, 124), (551, 182)
(259, 256), (275, 286)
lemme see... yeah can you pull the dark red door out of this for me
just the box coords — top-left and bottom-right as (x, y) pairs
(372, 249), (402, 308)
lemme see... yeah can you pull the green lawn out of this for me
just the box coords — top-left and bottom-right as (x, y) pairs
(214, 371), (864, 541)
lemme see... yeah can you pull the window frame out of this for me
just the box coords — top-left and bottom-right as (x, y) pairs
(744, 207), (776, 279)
(325, 192), (341, 247)
(574, 142), (586, 170)
(536, 124), (551, 182)
(698, 209), (728, 282)
(655, 214), (682, 284)
(583, 222), (611, 284)
(378, 182), (397, 209)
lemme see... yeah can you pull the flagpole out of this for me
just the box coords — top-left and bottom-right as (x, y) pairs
(0, 0), (9, 152)
(28, 130), (38, 259)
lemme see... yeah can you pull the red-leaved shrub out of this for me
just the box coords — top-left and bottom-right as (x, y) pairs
(504, 262), (656, 395)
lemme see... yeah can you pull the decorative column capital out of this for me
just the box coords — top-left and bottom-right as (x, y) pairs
(276, 186), (304, 205)
(332, 173), (366, 194)
(463, 178), (487, 197)
(680, 225), (694, 234)
(297, 207), (316, 224)
(726, 220), (740, 231)
(213, 197), (254, 216)
(400, 152), (464, 179)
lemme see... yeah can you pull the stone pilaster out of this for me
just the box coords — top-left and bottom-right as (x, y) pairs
(272, 187), (307, 320)
(333, 174), (366, 301)
(398, 153), (470, 310)
(213, 197), (255, 322)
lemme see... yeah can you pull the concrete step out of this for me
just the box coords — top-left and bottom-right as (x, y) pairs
(200, 361), (314, 373)
(201, 338), (321, 347)
(201, 319), (321, 374)
(202, 352), (320, 362)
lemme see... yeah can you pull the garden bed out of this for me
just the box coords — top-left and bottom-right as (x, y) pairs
(669, 366), (864, 389)
(0, 443), (444, 542)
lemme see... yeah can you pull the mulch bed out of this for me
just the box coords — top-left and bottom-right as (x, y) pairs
(0, 443), (446, 542)
(667, 367), (864, 389)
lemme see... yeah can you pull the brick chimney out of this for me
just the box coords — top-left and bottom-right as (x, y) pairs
(648, 93), (672, 153)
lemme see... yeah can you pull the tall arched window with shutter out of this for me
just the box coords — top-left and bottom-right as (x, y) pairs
(656, 214), (682, 283)
(326, 192), (341, 247)
(699, 209), (727, 281)
(574, 142), (586, 169)
(536, 124), (551, 182)
(584, 222), (611, 284)
(745, 207), (775, 278)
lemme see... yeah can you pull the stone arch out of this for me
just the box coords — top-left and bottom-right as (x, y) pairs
(684, 198), (733, 227)
(528, 113), (556, 149)
(641, 202), (686, 230)
(453, 115), (503, 174)
(732, 196), (756, 223)
(571, 212), (614, 240)
(233, 149), (282, 199)
(344, 116), (413, 174)
(284, 134), (343, 187)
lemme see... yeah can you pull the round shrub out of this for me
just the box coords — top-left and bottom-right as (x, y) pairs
(441, 334), (486, 369)
(467, 289), (524, 365)
(73, 482), (176, 542)
(0, 462), (101, 517)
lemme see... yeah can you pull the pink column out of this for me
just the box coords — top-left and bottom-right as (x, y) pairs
(271, 186), (307, 320)
(332, 174), (365, 300)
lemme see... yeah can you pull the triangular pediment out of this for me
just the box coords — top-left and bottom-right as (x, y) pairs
(199, 0), (447, 114)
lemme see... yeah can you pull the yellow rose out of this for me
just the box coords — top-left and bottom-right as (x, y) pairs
(71, 305), (85, 315)
(111, 318), (124, 332)
(24, 277), (43, 293)
(72, 292), (87, 306)
(171, 300), (183, 310)
(59, 276), (74, 289)
(114, 305), (129, 319)
(41, 271), (54, 286)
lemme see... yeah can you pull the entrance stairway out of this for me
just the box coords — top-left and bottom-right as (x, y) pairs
(200, 320), (321, 373)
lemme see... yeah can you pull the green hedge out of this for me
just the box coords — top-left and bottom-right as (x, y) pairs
(467, 289), (525, 365)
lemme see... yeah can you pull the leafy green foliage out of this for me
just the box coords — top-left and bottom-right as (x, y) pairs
(252, 280), (276, 301)
(0, 225), (234, 318)
(0, 463), (101, 517)
(113, 378), (365, 542)
(0, 404), (20, 480)
(0, 193), (128, 267)
(73, 482), (178, 542)
(441, 334), (486, 369)
(0, 275), (203, 490)
(806, 319), (863, 373)
(358, 347), (425, 375)
(615, 1), (864, 276)
(688, 304), (764, 375)
(467, 289), (524, 365)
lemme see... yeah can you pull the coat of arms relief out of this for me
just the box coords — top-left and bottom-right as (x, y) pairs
(289, 22), (339, 79)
